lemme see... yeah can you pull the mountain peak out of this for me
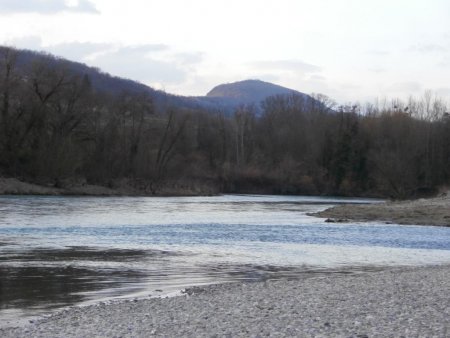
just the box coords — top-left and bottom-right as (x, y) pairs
(206, 79), (307, 106)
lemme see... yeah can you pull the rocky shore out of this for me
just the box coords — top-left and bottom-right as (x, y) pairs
(1, 265), (449, 337)
(313, 190), (450, 227)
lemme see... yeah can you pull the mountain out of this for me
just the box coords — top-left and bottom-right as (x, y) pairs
(207, 79), (308, 104)
(190, 79), (321, 115)
(3, 46), (320, 115)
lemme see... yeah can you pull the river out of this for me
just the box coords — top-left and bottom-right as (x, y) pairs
(1, 194), (450, 326)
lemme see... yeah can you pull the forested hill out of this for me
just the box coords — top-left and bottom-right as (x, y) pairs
(5, 47), (319, 114)
(8, 47), (204, 113)
(13, 48), (155, 95)
(1, 45), (450, 198)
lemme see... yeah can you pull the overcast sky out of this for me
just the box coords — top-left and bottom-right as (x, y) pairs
(0, 0), (449, 104)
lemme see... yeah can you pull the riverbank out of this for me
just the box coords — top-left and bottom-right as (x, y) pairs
(0, 177), (218, 196)
(312, 190), (450, 227)
(1, 265), (449, 337)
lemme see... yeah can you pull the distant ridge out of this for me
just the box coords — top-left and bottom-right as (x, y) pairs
(4, 46), (320, 114)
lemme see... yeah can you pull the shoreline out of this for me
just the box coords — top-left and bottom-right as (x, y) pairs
(3, 176), (449, 227)
(1, 189), (449, 336)
(311, 190), (450, 227)
(0, 177), (219, 197)
(1, 264), (449, 337)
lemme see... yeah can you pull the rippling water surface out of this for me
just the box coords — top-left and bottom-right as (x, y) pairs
(1, 194), (450, 326)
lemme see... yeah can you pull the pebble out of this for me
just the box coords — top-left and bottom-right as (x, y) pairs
(0, 265), (449, 337)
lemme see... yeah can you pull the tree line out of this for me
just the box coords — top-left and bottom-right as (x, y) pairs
(1, 47), (449, 198)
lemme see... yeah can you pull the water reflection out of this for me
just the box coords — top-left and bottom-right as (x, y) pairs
(0, 246), (387, 327)
(0, 246), (175, 262)
(0, 265), (146, 308)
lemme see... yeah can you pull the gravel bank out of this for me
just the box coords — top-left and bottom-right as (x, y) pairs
(1, 265), (449, 337)
(312, 191), (450, 227)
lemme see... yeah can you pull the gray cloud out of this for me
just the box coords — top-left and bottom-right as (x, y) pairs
(47, 41), (111, 60)
(257, 74), (281, 83)
(9, 37), (171, 62)
(91, 46), (188, 85)
(435, 87), (450, 97)
(175, 52), (204, 65)
(74, 0), (98, 13)
(0, 0), (99, 14)
(8, 36), (43, 50)
(249, 59), (321, 74)
(7, 36), (203, 87)
(8, 36), (110, 60)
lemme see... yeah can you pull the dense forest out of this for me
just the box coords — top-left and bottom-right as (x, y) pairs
(1, 46), (449, 198)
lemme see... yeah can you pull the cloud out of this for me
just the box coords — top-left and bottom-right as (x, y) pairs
(249, 59), (321, 74)
(115, 44), (169, 55)
(308, 74), (326, 81)
(0, 0), (99, 15)
(5, 37), (199, 87)
(435, 87), (450, 97)
(257, 74), (281, 83)
(73, 0), (98, 13)
(438, 57), (450, 67)
(7, 36), (44, 50)
(7, 36), (110, 60)
(409, 43), (448, 53)
(367, 50), (390, 56)
(388, 82), (422, 93)
(47, 41), (112, 60)
(4, 36), (218, 95)
(368, 67), (387, 73)
(90, 45), (189, 85)
(338, 83), (361, 90)
(174, 52), (204, 66)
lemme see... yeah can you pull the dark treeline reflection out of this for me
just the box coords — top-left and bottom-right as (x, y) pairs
(0, 247), (149, 313)
(1, 47), (449, 198)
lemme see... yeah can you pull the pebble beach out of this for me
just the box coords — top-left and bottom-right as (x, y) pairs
(1, 265), (449, 337)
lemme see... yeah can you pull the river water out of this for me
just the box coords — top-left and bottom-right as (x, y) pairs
(1, 194), (450, 326)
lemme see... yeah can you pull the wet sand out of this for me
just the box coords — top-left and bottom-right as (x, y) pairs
(312, 191), (450, 227)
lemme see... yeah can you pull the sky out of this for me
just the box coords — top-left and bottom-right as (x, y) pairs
(0, 0), (449, 104)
